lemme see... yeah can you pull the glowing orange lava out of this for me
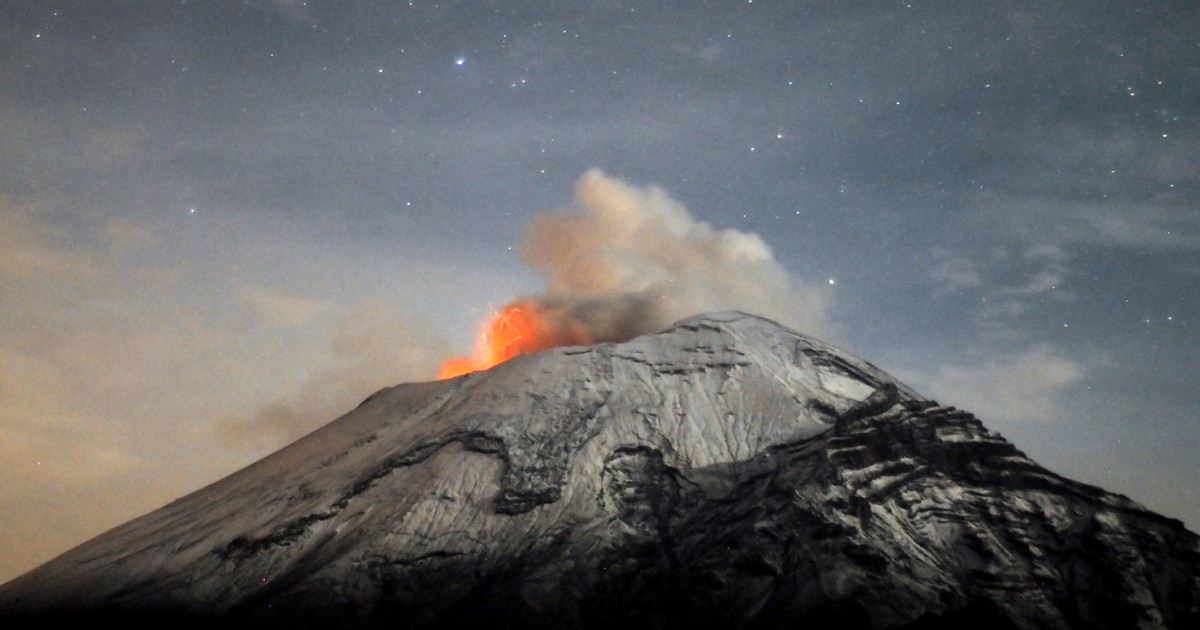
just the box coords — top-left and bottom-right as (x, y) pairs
(437, 303), (548, 379)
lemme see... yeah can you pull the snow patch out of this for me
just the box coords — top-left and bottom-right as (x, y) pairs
(816, 368), (875, 401)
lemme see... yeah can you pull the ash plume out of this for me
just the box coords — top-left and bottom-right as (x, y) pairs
(503, 168), (834, 345)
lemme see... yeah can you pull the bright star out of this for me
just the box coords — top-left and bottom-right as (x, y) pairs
(455, 57), (466, 66)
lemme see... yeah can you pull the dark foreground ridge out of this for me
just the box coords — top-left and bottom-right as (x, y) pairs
(2, 312), (1197, 629)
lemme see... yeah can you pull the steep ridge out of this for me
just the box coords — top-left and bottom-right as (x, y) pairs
(1, 311), (1196, 629)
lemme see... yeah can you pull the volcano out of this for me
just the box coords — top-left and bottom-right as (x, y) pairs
(1, 312), (1197, 629)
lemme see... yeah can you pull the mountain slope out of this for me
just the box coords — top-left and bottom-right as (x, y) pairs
(2, 311), (1197, 629)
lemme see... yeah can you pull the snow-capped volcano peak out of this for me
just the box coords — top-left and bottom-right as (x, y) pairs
(2, 312), (1196, 629)
(653, 310), (920, 401)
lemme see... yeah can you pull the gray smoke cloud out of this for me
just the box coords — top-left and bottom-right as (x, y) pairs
(500, 168), (835, 346)
(223, 169), (836, 446)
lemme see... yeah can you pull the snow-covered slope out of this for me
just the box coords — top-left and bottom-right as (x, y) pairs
(1, 312), (1197, 629)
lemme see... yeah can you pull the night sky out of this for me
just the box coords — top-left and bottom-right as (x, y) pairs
(1, 1), (1197, 584)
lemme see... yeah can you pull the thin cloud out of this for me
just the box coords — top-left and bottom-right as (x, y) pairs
(929, 247), (984, 294)
(910, 345), (1085, 425)
(969, 190), (1200, 251)
(0, 201), (98, 280)
(237, 284), (336, 330)
(216, 305), (451, 451)
(929, 243), (1072, 340)
(100, 217), (158, 255)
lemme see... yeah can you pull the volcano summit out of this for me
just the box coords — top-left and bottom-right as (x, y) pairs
(1, 312), (1197, 629)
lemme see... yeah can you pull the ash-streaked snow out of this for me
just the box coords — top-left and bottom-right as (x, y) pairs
(1, 312), (883, 609)
(1, 311), (1196, 630)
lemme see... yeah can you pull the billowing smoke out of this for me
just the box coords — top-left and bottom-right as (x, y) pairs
(496, 168), (833, 346)
(226, 169), (837, 441)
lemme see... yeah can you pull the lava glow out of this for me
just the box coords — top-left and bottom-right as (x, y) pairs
(437, 303), (553, 379)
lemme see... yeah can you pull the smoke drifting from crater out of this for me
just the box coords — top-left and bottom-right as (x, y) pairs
(520, 169), (831, 335)
(439, 169), (835, 377)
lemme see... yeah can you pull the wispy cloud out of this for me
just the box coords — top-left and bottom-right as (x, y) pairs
(929, 243), (1072, 340)
(100, 217), (158, 255)
(929, 247), (984, 294)
(906, 345), (1085, 425)
(237, 284), (336, 330)
(0, 199), (451, 582)
(0, 201), (97, 280)
(216, 305), (450, 451)
(971, 192), (1200, 251)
